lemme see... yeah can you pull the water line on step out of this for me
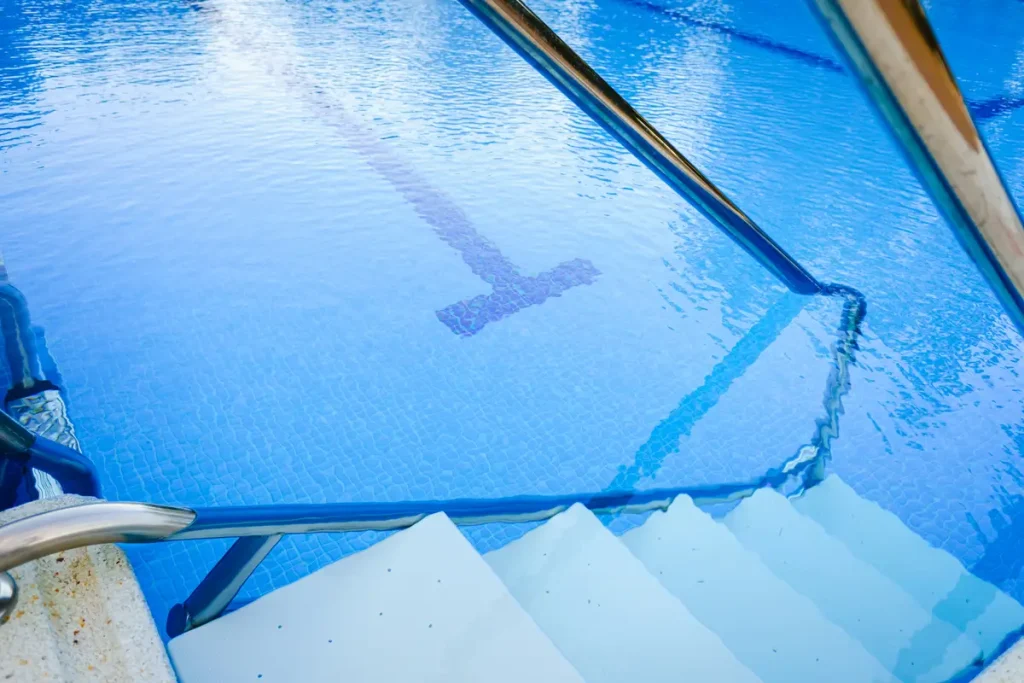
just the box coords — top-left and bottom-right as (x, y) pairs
(780, 284), (867, 493)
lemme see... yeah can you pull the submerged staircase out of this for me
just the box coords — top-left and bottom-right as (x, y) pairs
(167, 475), (1024, 683)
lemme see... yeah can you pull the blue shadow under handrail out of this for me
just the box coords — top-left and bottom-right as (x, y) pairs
(0, 282), (51, 402)
(0, 410), (100, 499)
(0, 260), (99, 503)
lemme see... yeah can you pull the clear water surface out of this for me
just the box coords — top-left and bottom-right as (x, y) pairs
(3, 0), (1024, 638)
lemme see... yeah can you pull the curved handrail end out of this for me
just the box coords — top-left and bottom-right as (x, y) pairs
(0, 501), (196, 573)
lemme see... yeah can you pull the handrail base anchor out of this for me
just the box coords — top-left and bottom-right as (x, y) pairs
(0, 571), (17, 625)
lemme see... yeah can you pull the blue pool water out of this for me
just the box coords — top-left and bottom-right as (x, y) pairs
(3, 0), (1024, 639)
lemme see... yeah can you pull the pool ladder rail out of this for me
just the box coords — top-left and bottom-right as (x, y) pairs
(0, 473), (815, 634)
(2, 478), (1024, 682)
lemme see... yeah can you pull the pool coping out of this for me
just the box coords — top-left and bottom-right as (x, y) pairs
(977, 640), (1024, 682)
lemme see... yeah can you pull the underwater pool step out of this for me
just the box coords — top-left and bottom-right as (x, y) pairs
(162, 483), (1022, 682)
(620, 494), (897, 683)
(793, 474), (1024, 657)
(725, 488), (984, 682)
(166, 513), (583, 683)
(484, 503), (762, 683)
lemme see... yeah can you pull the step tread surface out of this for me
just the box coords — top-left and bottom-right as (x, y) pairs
(168, 513), (584, 683)
(486, 503), (763, 683)
(622, 494), (897, 683)
(726, 488), (984, 683)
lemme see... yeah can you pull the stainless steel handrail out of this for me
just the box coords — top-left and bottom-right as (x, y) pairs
(809, 0), (1024, 334)
(0, 490), (733, 633)
(0, 455), (820, 635)
(458, 0), (822, 296)
(0, 477), (781, 572)
(0, 502), (195, 573)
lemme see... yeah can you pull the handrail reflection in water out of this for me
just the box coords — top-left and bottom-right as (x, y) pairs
(456, 0), (823, 296)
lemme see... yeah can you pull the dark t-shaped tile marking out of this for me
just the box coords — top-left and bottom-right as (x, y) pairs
(305, 89), (600, 338)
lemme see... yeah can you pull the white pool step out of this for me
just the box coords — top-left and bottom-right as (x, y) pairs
(793, 474), (1024, 657)
(621, 494), (897, 683)
(484, 503), (763, 683)
(167, 513), (584, 683)
(725, 488), (984, 682)
(166, 478), (1022, 683)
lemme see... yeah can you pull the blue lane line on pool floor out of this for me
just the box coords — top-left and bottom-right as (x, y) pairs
(619, 0), (1024, 123)
(304, 87), (601, 338)
(970, 95), (1024, 122)
(605, 291), (809, 491)
(621, 0), (845, 73)
(217, 7), (602, 339)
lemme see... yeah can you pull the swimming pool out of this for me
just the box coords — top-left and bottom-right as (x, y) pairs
(3, 0), (1024, 643)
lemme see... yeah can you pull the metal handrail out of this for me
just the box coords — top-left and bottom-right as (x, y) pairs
(809, 0), (1024, 335)
(0, 502), (194, 574)
(0, 500), (191, 623)
(458, 0), (823, 296)
(0, 458), (822, 634)
(0, 482), (766, 574)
